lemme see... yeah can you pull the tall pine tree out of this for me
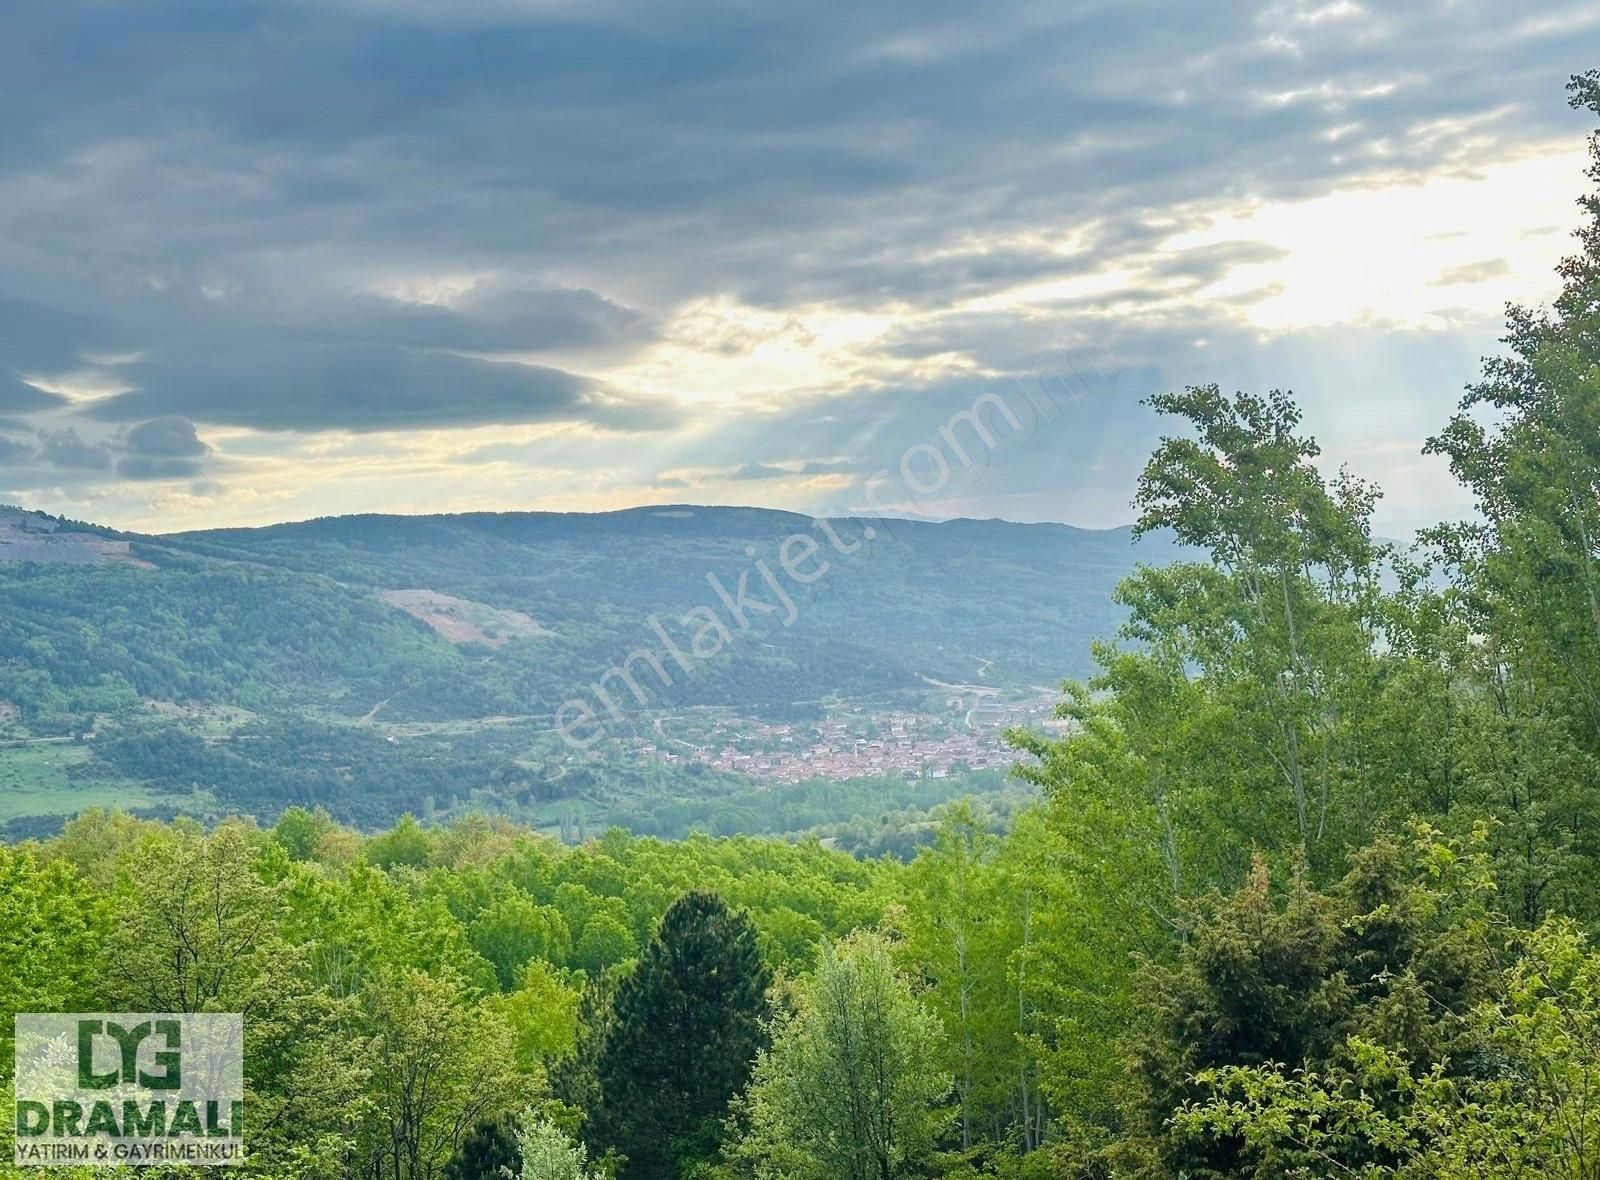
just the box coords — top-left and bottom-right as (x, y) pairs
(551, 970), (619, 1136)
(443, 1120), (519, 1180)
(593, 890), (771, 1176)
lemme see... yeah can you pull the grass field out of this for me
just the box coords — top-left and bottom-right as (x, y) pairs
(0, 742), (157, 822)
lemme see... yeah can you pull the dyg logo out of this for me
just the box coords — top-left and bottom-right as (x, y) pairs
(13, 1013), (244, 1167)
(76, 1019), (182, 1090)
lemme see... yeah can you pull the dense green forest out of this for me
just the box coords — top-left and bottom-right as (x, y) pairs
(0, 502), (1184, 734)
(6, 67), (1600, 1180)
(0, 487), (1179, 835)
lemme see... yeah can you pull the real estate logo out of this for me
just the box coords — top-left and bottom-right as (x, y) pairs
(13, 1014), (244, 1167)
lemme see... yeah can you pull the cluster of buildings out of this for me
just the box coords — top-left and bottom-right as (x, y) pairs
(635, 700), (1047, 784)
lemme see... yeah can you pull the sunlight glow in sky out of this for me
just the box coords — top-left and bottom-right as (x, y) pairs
(1178, 146), (1585, 331)
(1, 1), (1597, 535)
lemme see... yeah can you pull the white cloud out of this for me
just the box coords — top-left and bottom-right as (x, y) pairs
(1168, 145), (1586, 331)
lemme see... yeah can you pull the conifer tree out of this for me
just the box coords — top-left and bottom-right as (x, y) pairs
(593, 890), (772, 1176)
(551, 970), (619, 1146)
(443, 1120), (519, 1180)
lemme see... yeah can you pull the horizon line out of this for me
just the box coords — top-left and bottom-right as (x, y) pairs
(2, 499), (1148, 539)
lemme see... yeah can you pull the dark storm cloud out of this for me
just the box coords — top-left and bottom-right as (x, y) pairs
(0, 297), (126, 376)
(88, 344), (678, 433)
(0, 0), (1594, 486)
(0, 413), (217, 489)
(333, 286), (656, 354)
(116, 415), (210, 480)
(123, 416), (208, 459)
(38, 428), (113, 472)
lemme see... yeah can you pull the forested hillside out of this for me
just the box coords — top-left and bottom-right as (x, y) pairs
(0, 500), (1179, 834)
(5, 63), (1600, 1180)
(2, 506), (1181, 727)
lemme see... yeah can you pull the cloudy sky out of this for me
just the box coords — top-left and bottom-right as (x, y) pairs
(1, 0), (1597, 536)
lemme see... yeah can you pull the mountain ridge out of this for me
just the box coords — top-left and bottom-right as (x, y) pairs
(2, 499), (1149, 542)
(0, 500), (1183, 835)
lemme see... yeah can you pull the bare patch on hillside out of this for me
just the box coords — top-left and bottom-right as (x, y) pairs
(379, 589), (552, 646)
(0, 508), (154, 568)
(143, 700), (256, 726)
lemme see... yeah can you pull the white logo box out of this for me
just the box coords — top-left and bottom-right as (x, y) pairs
(13, 1013), (244, 1168)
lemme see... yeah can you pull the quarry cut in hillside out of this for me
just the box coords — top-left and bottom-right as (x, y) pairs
(378, 587), (552, 646)
(0, 507), (151, 568)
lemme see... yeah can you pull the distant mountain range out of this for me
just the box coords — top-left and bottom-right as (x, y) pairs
(0, 503), (1185, 834)
(3, 502), (1187, 715)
